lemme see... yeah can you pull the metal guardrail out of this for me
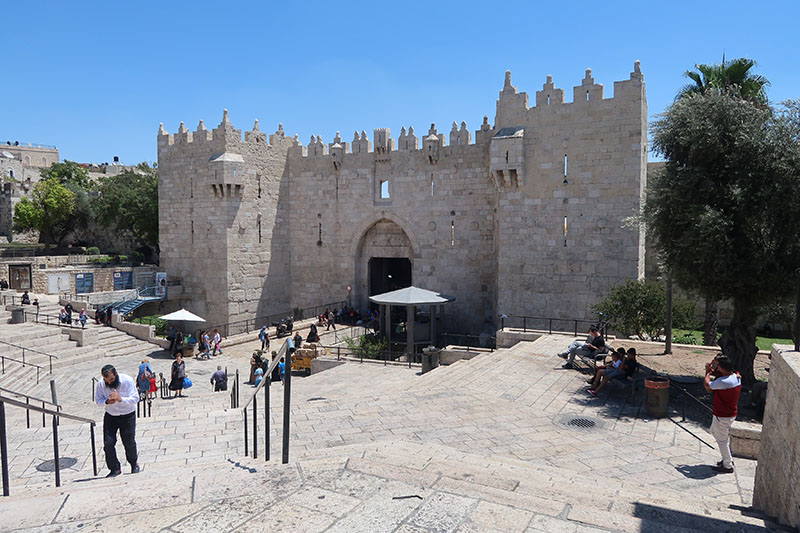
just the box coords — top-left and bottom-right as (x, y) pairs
(439, 333), (496, 351)
(0, 386), (58, 429)
(500, 314), (607, 338)
(0, 393), (97, 496)
(0, 338), (58, 375)
(241, 340), (288, 463)
(200, 301), (347, 341)
(25, 311), (85, 329)
(0, 354), (43, 384)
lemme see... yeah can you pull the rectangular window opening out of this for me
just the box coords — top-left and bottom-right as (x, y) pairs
(380, 179), (390, 199)
(431, 174), (434, 196)
(563, 215), (568, 247)
(257, 173), (262, 198)
(451, 220), (455, 247)
(564, 154), (568, 177)
(258, 219), (262, 244)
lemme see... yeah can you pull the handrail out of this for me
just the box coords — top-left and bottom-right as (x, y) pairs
(201, 300), (347, 340)
(0, 392), (98, 496)
(0, 354), (44, 384)
(26, 311), (85, 329)
(669, 381), (713, 422)
(241, 339), (289, 463)
(0, 394), (93, 424)
(501, 313), (601, 337)
(242, 340), (287, 410)
(0, 386), (57, 407)
(0, 339), (59, 360)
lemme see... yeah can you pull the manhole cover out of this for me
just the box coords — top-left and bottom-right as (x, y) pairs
(567, 417), (596, 429)
(307, 397), (327, 402)
(557, 415), (603, 430)
(36, 457), (77, 472)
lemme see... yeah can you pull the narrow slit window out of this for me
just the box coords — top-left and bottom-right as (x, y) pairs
(451, 220), (455, 247)
(505, 151), (509, 164)
(380, 179), (390, 199)
(563, 215), (568, 247)
(564, 154), (568, 177)
(191, 220), (194, 244)
(257, 173), (262, 198)
(258, 218), (262, 244)
(430, 174), (434, 196)
(547, 94), (550, 105)
(586, 90), (589, 101)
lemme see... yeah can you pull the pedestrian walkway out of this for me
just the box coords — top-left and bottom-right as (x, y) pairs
(0, 334), (784, 532)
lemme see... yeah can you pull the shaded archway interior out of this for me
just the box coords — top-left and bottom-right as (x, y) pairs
(368, 257), (412, 305)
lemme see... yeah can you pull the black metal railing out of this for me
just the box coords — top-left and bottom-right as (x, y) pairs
(0, 386), (59, 429)
(0, 354), (43, 384)
(25, 311), (86, 329)
(241, 340), (288, 463)
(501, 314), (605, 337)
(136, 396), (152, 418)
(669, 382), (714, 423)
(0, 339), (58, 375)
(230, 369), (240, 409)
(0, 393), (97, 497)
(439, 333), (496, 351)
(200, 301), (347, 341)
(312, 343), (416, 367)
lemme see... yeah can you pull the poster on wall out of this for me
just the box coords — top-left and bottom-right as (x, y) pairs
(155, 272), (167, 297)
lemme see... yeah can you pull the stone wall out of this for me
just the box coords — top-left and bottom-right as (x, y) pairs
(753, 345), (800, 529)
(158, 63), (648, 335)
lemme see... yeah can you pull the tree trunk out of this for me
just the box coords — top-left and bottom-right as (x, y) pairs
(702, 299), (719, 346)
(718, 301), (757, 388)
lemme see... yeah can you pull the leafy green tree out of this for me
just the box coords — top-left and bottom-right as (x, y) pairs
(678, 57), (770, 106)
(92, 163), (158, 249)
(13, 178), (76, 248)
(644, 93), (800, 386)
(344, 333), (388, 359)
(40, 160), (92, 189)
(593, 279), (696, 341)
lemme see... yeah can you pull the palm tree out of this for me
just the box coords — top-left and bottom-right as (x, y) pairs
(677, 56), (770, 106)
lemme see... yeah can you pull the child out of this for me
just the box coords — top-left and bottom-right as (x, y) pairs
(587, 347), (625, 393)
(591, 347), (638, 395)
(212, 329), (222, 356)
(587, 347), (624, 385)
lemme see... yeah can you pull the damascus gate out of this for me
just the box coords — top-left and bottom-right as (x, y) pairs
(157, 62), (647, 337)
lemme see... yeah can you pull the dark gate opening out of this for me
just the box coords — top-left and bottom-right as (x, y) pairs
(369, 258), (411, 302)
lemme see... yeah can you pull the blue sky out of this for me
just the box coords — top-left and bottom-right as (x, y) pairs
(3, 1), (798, 165)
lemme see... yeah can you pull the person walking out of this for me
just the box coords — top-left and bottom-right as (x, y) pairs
(136, 359), (153, 398)
(79, 308), (88, 328)
(201, 331), (212, 359)
(259, 326), (269, 351)
(173, 330), (184, 357)
(212, 329), (222, 356)
(94, 364), (140, 477)
(169, 354), (186, 397)
(210, 365), (227, 392)
(703, 355), (741, 473)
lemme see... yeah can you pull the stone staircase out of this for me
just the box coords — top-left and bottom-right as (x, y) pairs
(0, 301), (167, 394)
(0, 335), (786, 531)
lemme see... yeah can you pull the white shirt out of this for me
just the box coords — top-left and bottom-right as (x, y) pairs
(95, 373), (139, 416)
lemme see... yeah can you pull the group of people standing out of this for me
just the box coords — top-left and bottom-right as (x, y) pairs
(197, 329), (223, 359)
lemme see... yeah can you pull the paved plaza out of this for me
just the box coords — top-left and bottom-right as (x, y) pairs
(0, 334), (786, 532)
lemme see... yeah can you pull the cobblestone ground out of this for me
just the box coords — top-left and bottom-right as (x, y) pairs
(0, 333), (785, 532)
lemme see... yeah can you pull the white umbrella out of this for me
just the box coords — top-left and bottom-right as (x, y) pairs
(160, 309), (206, 322)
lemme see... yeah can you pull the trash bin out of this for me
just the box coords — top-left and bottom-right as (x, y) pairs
(10, 306), (25, 324)
(645, 376), (670, 418)
(421, 346), (440, 374)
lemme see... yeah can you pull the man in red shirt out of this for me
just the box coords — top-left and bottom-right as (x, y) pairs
(703, 355), (741, 473)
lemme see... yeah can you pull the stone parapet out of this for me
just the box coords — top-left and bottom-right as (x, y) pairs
(753, 344), (800, 529)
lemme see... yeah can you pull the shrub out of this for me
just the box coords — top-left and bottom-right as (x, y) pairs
(344, 333), (388, 359)
(131, 315), (167, 336)
(130, 250), (144, 262)
(593, 279), (698, 341)
(86, 246), (100, 255)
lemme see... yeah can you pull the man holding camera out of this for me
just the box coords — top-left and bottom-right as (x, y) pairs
(703, 354), (741, 473)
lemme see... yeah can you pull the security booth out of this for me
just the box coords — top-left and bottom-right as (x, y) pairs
(369, 286), (454, 360)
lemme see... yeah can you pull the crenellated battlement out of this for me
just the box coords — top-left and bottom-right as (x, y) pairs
(157, 109), (299, 152)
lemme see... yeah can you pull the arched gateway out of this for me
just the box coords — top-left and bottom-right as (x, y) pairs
(353, 218), (416, 312)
